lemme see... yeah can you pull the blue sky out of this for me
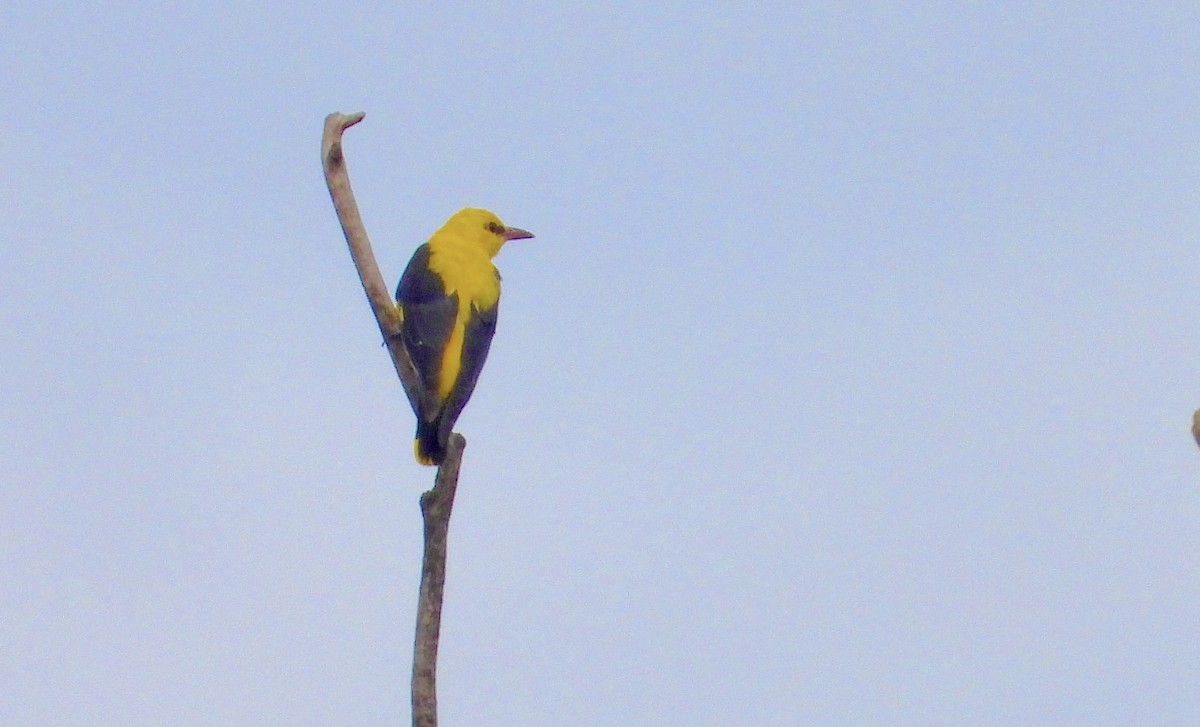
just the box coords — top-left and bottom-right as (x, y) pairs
(2, 2), (1198, 725)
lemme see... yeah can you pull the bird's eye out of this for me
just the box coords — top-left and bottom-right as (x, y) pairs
(486, 221), (504, 234)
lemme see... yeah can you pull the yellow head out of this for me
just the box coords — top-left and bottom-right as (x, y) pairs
(435, 208), (534, 258)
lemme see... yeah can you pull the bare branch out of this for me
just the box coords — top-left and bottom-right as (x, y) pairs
(321, 112), (431, 416)
(322, 112), (467, 727)
(412, 434), (465, 727)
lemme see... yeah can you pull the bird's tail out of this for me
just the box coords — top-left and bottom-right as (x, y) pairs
(414, 421), (445, 467)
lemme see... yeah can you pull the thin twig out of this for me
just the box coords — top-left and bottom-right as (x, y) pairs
(412, 433), (465, 727)
(321, 112), (432, 417)
(322, 112), (466, 727)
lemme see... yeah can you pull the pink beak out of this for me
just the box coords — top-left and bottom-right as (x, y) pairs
(503, 226), (534, 241)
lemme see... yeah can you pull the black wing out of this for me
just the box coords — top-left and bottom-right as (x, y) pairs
(437, 299), (499, 448)
(396, 244), (456, 422)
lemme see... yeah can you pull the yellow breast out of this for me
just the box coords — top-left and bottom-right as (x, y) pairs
(427, 238), (501, 310)
(426, 237), (501, 401)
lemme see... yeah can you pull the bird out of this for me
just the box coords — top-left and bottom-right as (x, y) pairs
(395, 208), (534, 465)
